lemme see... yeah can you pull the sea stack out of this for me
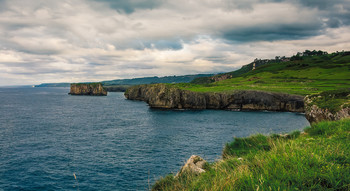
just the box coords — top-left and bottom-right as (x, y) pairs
(69, 83), (107, 96)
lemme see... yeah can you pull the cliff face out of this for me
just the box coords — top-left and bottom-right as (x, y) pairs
(304, 104), (349, 124)
(209, 74), (233, 83)
(69, 83), (107, 96)
(125, 84), (304, 112)
(304, 93), (350, 123)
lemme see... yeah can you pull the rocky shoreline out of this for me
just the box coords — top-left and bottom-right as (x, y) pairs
(125, 84), (350, 125)
(124, 84), (305, 112)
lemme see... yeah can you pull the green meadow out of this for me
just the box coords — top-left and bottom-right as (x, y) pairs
(172, 52), (350, 96)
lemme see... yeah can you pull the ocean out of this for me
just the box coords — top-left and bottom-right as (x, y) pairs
(0, 87), (309, 190)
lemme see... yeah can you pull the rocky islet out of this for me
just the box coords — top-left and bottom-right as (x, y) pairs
(69, 83), (107, 96)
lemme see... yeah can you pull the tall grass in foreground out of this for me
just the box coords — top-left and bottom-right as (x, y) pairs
(153, 119), (350, 191)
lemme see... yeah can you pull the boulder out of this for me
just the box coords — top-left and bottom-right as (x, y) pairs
(176, 155), (207, 177)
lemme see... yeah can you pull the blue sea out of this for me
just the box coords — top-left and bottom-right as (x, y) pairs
(0, 87), (309, 190)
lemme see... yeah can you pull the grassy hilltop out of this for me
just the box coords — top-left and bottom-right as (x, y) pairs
(172, 51), (350, 96)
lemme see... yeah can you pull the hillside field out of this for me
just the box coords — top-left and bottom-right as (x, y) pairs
(173, 52), (350, 96)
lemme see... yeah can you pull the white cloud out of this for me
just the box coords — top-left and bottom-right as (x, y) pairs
(0, 50), (23, 62)
(0, 0), (349, 86)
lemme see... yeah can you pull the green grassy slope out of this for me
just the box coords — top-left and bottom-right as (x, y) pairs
(174, 52), (350, 96)
(153, 119), (350, 191)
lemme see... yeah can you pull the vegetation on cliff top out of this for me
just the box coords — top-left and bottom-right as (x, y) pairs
(306, 88), (350, 114)
(153, 119), (350, 191)
(174, 51), (350, 96)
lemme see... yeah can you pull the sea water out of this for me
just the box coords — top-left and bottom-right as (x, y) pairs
(0, 87), (309, 190)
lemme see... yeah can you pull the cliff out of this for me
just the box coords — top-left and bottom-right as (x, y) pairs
(69, 83), (107, 96)
(304, 89), (350, 123)
(124, 84), (304, 112)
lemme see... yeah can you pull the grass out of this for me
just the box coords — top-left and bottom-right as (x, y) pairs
(306, 89), (350, 113)
(171, 52), (350, 96)
(153, 119), (350, 191)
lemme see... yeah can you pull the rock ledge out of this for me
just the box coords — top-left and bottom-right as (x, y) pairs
(176, 155), (207, 177)
(125, 84), (304, 112)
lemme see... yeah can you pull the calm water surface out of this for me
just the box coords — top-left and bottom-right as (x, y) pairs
(0, 87), (309, 190)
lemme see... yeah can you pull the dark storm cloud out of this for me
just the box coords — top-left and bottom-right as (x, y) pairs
(224, 0), (350, 13)
(0, 0), (7, 10)
(300, 0), (350, 27)
(91, 0), (163, 14)
(279, 0), (350, 28)
(298, 0), (345, 10)
(221, 22), (322, 42)
(211, 0), (350, 42)
(326, 18), (342, 28)
(88, 62), (106, 66)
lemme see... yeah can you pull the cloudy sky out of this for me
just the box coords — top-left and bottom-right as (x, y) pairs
(1, 0), (350, 86)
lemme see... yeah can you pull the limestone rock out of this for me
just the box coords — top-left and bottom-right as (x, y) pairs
(304, 95), (350, 123)
(176, 155), (206, 177)
(124, 84), (304, 112)
(69, 83), (107, 96)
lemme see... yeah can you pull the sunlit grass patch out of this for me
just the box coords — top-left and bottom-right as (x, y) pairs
(152, 119), (350, 191)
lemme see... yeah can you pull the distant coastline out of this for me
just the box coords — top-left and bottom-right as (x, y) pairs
(34, 74), (215, 88)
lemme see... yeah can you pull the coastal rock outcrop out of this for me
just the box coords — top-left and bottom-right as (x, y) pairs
(304, 92), (350, 123)
(176, 155), (207, 177)
(124, 84), (304, 112)
(69, 83), (107, 96)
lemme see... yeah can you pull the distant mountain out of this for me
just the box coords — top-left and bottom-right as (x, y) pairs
(101, 74), (214, 86)
(35, 83), (70, 87)
(35, 74), (215, 88)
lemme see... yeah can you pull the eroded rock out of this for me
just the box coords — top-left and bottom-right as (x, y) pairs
(176, 155), (207, 177)
(124, 84), (305, 112)
(304, 95), (350, 123)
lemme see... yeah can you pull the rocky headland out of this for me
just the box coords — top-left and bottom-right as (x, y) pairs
(69, 83), (107, 96)
(124, 84), (305, 112)
(304, 89), (350, 123)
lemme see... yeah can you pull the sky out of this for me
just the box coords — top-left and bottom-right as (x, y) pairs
(0, 0), (350, 86)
